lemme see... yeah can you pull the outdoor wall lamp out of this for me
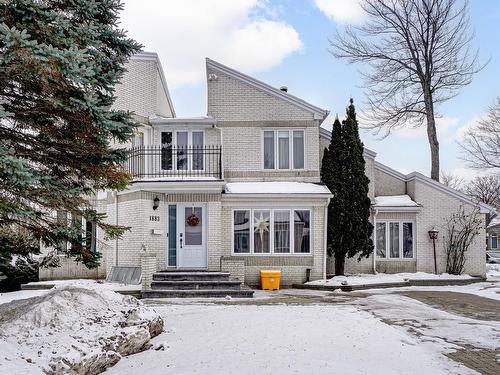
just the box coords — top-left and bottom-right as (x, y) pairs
(428, 227), (439, 274)
(153, 196), (160, 210)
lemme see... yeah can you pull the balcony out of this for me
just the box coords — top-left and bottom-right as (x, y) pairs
(125, 145), (222, 180)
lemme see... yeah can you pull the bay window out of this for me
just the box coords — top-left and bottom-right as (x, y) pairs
(274, 210), (291, 253)
(402, 223), (414, 258)
(254, 210), (271, 253)
(233, 209), (311, 254)
(376, 222), (386, 257)
(263, 129), (305, 170)
(234, 210), (250, 254)
(389, 222), (400, 258)
(376, 221), (414, 259)
(294, 210), (310, 253)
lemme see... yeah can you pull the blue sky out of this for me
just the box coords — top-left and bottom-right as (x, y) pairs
(121, 0), (500, 179)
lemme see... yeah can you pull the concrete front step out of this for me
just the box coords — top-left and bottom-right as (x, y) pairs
(153, 271), (231, 282)
(151, 280), (242, 290)
(142, 288), (254, 298)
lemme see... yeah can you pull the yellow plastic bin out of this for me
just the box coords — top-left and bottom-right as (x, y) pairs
(260, 270), (281, 290)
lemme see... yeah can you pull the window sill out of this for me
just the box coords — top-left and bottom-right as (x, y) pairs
(231, 253), (313, 257)
(376, 258), (416, 261)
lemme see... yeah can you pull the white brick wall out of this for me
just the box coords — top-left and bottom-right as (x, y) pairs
(410, 180), (486, 277)
(39, 256), (106, 281)
(374, 169), (406, 196)
(113, 58), (173, 118)
(207, 67), (314, 122)
(221, 126), (320, 182)
(104, 192), (168, 274)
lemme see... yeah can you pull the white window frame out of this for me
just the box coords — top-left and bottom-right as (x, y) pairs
(375, 220), (415, 260)
(262, 129), (305, 171)
(231, 208), (312, 256)
(160, 129), (205, 172)
(491, 235), (498, 249)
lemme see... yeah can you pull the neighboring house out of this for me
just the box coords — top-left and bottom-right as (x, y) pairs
(487, 217), (500, 251)
(40, 51), (491, 284)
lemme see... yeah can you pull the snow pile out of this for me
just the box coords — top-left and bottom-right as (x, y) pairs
(307, 272), (474, 287)
(487, 264), (500, 280)
(0, 282), (163, 375)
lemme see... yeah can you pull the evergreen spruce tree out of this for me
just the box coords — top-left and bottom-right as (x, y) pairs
(321, 116), (344, 267)
(0, 0), (141, 271)
(321, 99), (374, 275)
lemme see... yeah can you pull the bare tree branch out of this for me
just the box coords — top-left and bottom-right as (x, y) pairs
(460, 97), (500, 170)
(330, 0), (486, 180)
(440, 171), (464, 191)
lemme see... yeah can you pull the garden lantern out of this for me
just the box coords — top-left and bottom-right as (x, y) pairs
(428, 227), (439, 274)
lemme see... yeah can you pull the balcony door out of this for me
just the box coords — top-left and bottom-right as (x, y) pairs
(161, 130), (204, 172)
(176, 203), (207, 269)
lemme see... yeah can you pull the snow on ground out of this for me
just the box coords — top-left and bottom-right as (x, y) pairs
(0, 289), (47, 305)
(353, 293), (500, 350)
(23, 278), (142, 291)
(487, 263), (500, 280)
(366, 281), (500, 302)
(106, 304), (474, 375)
(0, 282), (163, 375)
(1, 279), (142, 309)
(307, 271), (473, 287)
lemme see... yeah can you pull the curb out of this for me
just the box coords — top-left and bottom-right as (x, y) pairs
(292, 277), (487, 292)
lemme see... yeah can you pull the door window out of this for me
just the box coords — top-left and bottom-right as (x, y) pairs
(185, 207), (202, 245)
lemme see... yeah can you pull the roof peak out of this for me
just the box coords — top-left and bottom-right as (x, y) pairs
(206, 58), (329, 121)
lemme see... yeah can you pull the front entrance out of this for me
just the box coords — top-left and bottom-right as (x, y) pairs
(171, 203), (207, 269)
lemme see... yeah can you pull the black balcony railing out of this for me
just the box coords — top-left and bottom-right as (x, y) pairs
(125, 145), (222, 180)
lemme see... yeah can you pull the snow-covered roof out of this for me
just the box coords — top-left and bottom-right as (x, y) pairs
(224, 182), (332, 196)
(488, 216), (500, 229)
(373, 195), (420, 211)
(374, 162), (498, 215)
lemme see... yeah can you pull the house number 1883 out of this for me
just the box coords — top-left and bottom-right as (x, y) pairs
(149, 216), (160, 222)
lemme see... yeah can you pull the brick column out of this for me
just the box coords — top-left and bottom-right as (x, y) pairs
(220, 256), (245, 283)
(140, 251), (157, 290)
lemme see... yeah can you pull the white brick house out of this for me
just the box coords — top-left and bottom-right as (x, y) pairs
(40, 51), (492, 284)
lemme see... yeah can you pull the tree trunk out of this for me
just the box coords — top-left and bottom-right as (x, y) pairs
(334, 254), (345, 276)
(424, 88), (440, 181)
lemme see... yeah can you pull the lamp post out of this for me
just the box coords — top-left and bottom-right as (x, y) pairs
(428, 227), (439, 274)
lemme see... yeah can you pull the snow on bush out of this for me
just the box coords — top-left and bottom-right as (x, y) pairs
(0, 282), (163, 375)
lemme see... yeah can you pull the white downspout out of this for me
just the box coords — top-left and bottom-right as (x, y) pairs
(373, 208), (378, 274)
(213, 123), (223, 180)
(323, 199), (330, 279)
